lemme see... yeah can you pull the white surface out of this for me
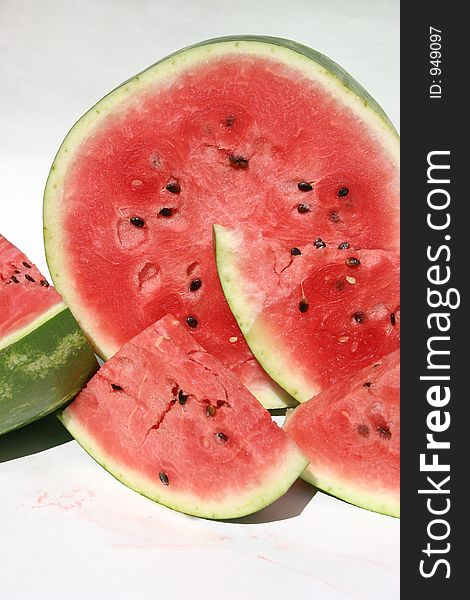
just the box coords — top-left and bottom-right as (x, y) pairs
(0, 1), (399, 598)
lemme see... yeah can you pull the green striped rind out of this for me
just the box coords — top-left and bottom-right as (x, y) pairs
(44, 35), (399, 361)
(214, 225), (317, 403)
(59, 408), (308, 520)
(0, 307), (98, 435)
(301, 466), (400, 518)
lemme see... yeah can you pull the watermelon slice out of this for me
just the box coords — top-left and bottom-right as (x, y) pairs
(43, 35), (399, 409)
(0, 234), (98, 435)
(214, 226), (399, 402)
(59, 314), (307, 519)
(285, 350), (400, 517)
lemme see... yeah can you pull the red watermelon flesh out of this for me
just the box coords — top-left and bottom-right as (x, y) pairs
(0, 235), (62, 343)
(215, 226), (399, 402)
(44, 37), (399, 408)
(59, 314), (307, 519)
(285, 350), (400, 517)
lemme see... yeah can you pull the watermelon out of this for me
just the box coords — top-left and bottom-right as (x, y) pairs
(0, 234), (98, 435)
(285, 350), (400, 517)
(214, 226), (399, 402)
(43, 35), (399, 410)
(59, 314), (307, 519)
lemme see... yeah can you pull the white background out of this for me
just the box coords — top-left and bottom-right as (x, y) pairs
(0, 1), (399, 598)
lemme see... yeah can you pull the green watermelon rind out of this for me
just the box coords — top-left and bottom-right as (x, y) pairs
(43, 34), (399, 361)
(0, 306), (98, 435)
(214, 225), (318, 403)
(300, 467), (399, 518)
(59, 408), (309, 520)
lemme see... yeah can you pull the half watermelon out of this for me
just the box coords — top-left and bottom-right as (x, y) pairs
(60, 314), (307, 519)
(43, 36), (399, 409)
(285, 350), (400, 517)
(215, 226), (399, 402)
(0, 234), (98, 435)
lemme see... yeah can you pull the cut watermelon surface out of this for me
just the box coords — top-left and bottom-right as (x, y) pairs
(215, 226), (399, 402)
(285, 350), (400, 517)
(60, 315), (307, 519)
(0, 234), (98, 435)
(44, 36), (399, 409)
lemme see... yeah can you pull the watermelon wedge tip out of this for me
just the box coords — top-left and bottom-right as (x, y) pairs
(59, 314), (308, 519)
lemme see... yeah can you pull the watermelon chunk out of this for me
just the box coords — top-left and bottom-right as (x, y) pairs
(0, 234), (98, 435)
(215, 225), (399, 402)
(43, 36), (399, 409)
(285, 350), (400, 517)
(59, 315), (307, 519)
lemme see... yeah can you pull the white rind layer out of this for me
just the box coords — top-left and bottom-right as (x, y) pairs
(60, 408), (308, 520)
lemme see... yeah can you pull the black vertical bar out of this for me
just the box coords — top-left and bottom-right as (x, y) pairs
(401, 3), (465, 595)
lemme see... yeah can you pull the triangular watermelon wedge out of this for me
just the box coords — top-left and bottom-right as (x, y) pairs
(214, 225), (399, 402)
(59, 315), (308, 519)
(285, 350), (400, 517)
(0, 234), (98, 435)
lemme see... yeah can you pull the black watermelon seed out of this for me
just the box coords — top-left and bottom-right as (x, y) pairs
(357, 424), (370, 437)
(22, 261), (31, 268)
(377, 426), (392, 440)
(335, 279), (345, 291)
(290, 247), (301, 256)
(229, 155), (249, 169)
(25, 274), (35, 282)
(390, 312), (396, 326)
(345, 257), (361, 267)
(352, 311), (365, 324)
(224, 116), (235, 127)
(314, 238), (326, 249)
(297, 203), (310, 214)
(178, 390), (188, 405)
(159, 207), (173, 217)
(186, 316), (198, 328)
(189, 278), (202, 291)
(11, 275), (19, 284)
(111, 384), (123, 391)
(159, 471), (170, 485)
(363, 381), (372, 387)
(130, 216), (145, 227)
(40, 279), (50, 287)
(338, 242), (350, 250)
(216, 432), (228, 443)
(330, 211), (340, 222)
(338, 187), (349, 197)
(299, 299), (309, 313)
(298, 181), (313, 192)
(166, 182), (181, 194)
(206, 404), (216, 417)
(14, 269), (20, 274)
